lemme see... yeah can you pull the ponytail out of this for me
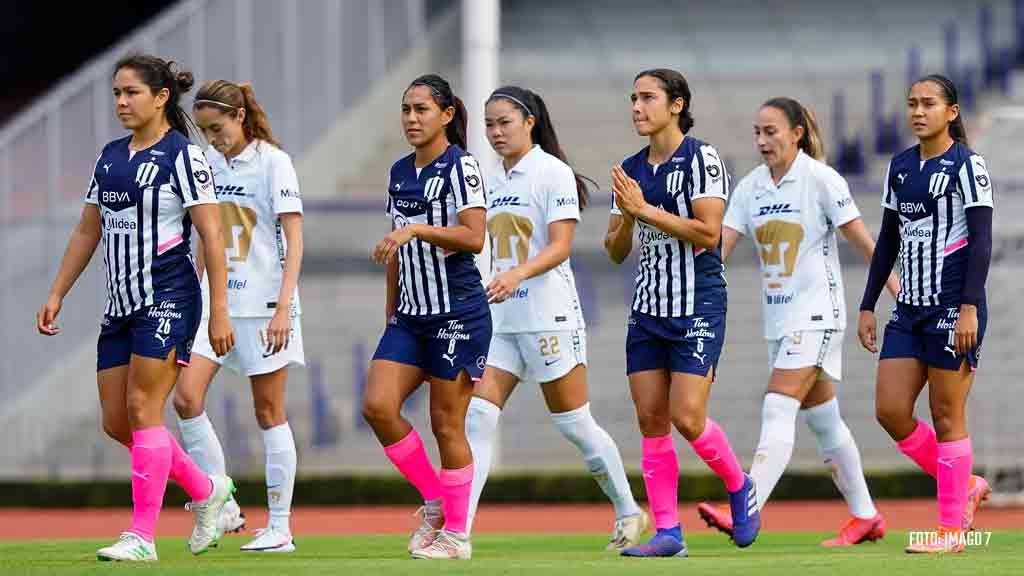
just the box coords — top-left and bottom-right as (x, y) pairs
(913, 74), (968, 146)
(406, 74), (467, 150)
(114, 54), (197, 138)
(193, 80), (282, 149)
(487, 86), (594, 209)
(762, 97), (826, 162)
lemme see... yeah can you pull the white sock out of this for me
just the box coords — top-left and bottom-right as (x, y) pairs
(550, 403), (641, 519)
(801, 398), (877, 519)
(177, 412), (227, 476)
(749, 393), (800, 510)
(465, 397), (501, 535)
(263, 422), (297, 533)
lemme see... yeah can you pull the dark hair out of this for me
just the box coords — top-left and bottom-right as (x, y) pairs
(193, 80), (282, 149)
(405, 74), (467, 150)
(912, 74), (968, 145)
(634, 68), (695, 134)
(761, 97), (826, 161)
(487, 86), (593, 209)
(114, 54), (196, 138)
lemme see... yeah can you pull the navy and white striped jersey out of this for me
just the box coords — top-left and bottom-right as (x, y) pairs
(612, 137), (729, 317)
(386, 144), (487, 316)
(85, 130), (218, 317)
(882, 142), (993, 307)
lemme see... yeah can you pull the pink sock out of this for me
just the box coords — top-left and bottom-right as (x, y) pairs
(168, 432), (213, 501)
(440, 464), (474, 535)
(896, 419), (938, 478)
(641, 435), (679, 530)
(383, 428), (442, 502)
(690, 418), (745, 493)
(937, 438), (972, 529)
(129, 427), (172, 543)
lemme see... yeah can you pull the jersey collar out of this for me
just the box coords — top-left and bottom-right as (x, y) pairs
(760, 149), (806, 188)
(505, 145), (542, 175)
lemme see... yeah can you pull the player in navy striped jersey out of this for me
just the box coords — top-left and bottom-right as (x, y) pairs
(860, 75), (993, 554)
(36, 55), (235, 562)
(363, 74), (489, 560)
(605, 69), (759, 557)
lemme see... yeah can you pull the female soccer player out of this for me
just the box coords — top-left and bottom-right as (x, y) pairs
(36, 54), (235, 562)
(699, 97), (898, 546)
(171, 80), (305, 553)
(464, 86), (648, 550)
(604, 68), (759, 557)
(363, 74), (490, 560)
(860, 74), (993, 554)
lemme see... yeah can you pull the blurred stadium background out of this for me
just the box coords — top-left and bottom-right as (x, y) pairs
(1, 0), (1022, 506)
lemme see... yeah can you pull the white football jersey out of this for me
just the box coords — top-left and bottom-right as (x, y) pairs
(724, 150), (860, 340)
(486, 146), (584, 333)
(201, 140), (303, 317)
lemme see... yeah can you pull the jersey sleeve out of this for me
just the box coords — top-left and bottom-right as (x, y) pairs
(452, 154), (486, 212)
(544, 162), (582, 224)
(84, 154), (101, 205)
(722, 176), (749, 235)
(820, 167), (860, 227)
(691, 144), (728, 201)
(881, 160), (897, 210)
(174, 144), (218, 208)
(610, 160), (628, 216)
(960, 153), (994, 209)
(269, 150), (303, 214)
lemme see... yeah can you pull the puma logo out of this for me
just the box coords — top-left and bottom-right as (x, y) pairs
(154, 333), (169, 347)
(442, 352), (457, 367)
(693, 352), (707, 365)
(944, 345), (958, 358)
(896, 172), (907, 184)
(103, 163), (112, 174)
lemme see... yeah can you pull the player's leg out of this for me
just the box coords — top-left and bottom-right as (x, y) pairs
(464, 349), (520, 536)
(802, 378), (885, 546)
(540, 361), (646, 550)
(620, 368), (687, 557)
(926, 363), (974, 541)
(240, 364), (296, 552)
(875, 358), (931, 470)
(409, 369), (475, 560)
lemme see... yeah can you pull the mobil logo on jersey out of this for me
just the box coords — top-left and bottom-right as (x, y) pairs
(102, 206), (138, 233)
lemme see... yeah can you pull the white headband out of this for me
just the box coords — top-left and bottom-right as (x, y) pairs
(490, 93), (533, 117)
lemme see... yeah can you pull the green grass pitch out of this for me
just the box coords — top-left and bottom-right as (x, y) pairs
(1, 531), (1021, 575)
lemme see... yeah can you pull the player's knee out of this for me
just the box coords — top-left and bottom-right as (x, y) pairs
(671, 411), (705, 441)
(253, 400), (285, 430)
(875, 402), (910, 438)
(635, 407), (670, 437)
(361, 395), (398, 429)
(172, 388), (203, 419)
(101, 418), (130, 446)
(429, 408), (464, 445)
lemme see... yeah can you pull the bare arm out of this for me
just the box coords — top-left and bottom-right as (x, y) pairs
(637, 197), (725, 250)
(274, 212), (303, 311)
(720, 225), (743, 263)
(487, 219), (576, 303)
(189, 203), (235, 355)
(37, 204), (102, 335)
(604, 212), (635, 264)
(410, 207), (486, 254)
(373, 207), (486, 265)
(839, 217), (899, 298)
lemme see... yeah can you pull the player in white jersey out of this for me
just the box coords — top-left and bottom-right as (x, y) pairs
(463, 86), (648, 550)
(606, 69), (757, 557)
(698, 97), (899, 546)
(861, 75), (993, 554)
(171, 81), (305, 553)
(37, 54), (235, 562)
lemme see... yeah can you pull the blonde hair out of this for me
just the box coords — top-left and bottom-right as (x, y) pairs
(193, 80), (282, 149)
